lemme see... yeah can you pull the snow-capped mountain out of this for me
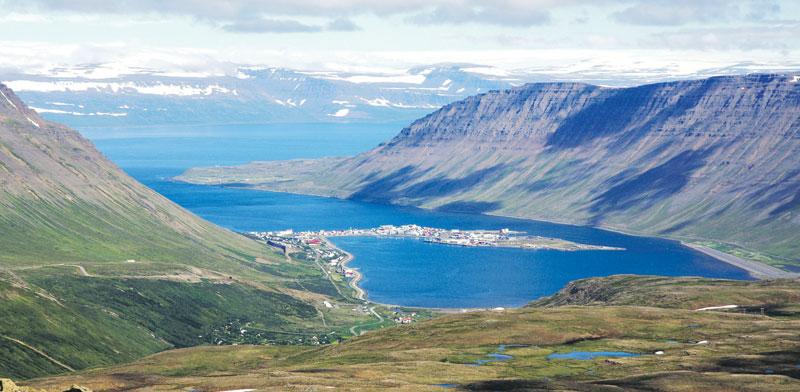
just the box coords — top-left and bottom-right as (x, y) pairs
(3, 61), (799, 127)
(0, 64), (518, 127)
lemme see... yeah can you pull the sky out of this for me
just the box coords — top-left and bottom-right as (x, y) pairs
(0, 0), (799, 77)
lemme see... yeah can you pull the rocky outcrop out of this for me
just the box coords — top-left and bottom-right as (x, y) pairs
(0, 379), (91, 392)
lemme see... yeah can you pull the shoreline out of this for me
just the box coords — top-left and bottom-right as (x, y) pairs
(681, 242), (797, 280)
(318, 236), (797, 314)
(322, 236), (496, 313)
(194, 180), (797, 275)
(320, 236), (366, 301)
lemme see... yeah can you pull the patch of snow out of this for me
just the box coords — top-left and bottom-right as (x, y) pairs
(391, 102), (439, 109)
(5, 80), (233, 96)
(694, 305), (737, 312)
(118, 104), (130, 109)
(792, 75), (799, 83)
(332, 100), (349, 105)
(319, 73), (426, 85)
(47, 101), (75, 107)
(299, 99), (306, 106)
(26, 116), (40, 128)
(0, 89), (18, 109)
(456, 87), (465, 93)
(329, 108), (350, 117)
(358, 97), (438, 109)
(360, 97), (391, 107)
(441, 79), (452, 87)
(274, 99), (286, 106)
(462, 66), (511, 77)
(235, 71), (252, 79)
(154, 71), (214, 78)
(31, 107), (127, 117)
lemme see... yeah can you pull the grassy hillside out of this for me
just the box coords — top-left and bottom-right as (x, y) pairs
(178, 74), (800, 269)
(0, 84), (374, 379)
(22, 276), (800, 391)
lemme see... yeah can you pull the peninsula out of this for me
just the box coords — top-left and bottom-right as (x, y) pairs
(250, 224), (624, 252)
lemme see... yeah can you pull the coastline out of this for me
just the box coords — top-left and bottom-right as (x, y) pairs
(317, 235), (797, 314)
(320, 236), (366, 301)
(321, 236), (498, 313)
(681, 242), (797, 280)
(285, 189), (797, 280)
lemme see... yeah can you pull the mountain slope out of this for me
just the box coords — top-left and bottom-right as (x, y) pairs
(0, 82), (273, 269)
(178, 74), (800, 267)
(0, 84), (361, 379)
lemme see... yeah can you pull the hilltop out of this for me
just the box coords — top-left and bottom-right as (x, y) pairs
(178, 74), (800, 270)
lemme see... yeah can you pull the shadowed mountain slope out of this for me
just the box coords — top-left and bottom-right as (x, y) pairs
(179, 74), (800, 268)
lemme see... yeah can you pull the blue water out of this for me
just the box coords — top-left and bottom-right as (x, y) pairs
(547, 351), (641, 360)
(74, 122), (753, 309)
(469, 344), (518, 366)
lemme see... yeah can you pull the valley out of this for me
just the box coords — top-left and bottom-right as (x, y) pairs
(3, 3), (800, 391)
(178, 74), (800, 274)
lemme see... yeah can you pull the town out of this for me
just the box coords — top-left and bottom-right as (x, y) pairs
(249, 224), (625, 254)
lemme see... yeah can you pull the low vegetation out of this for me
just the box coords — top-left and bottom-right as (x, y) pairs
(19, 276), (800, 391)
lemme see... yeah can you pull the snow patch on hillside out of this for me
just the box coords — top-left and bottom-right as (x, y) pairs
(0, 89), (18, 109)
(32, 107), (128, 117)
(329, 108), (350, 117)
(320, 73), (426, 85)
(6, 80), (233, 96)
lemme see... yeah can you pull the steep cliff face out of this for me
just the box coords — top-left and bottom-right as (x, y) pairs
(179, 74), (800, 265)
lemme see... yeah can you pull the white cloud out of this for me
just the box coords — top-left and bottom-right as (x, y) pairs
(611, 0), (783, 26)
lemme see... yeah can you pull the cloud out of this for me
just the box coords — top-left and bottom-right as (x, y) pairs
(222, 18), (323, 33)
(407, 0), (553, 26)
(326, 18), (361, 32)
(0, 0), (577, 29)
(220, 17), (361, 34)
(611, 0), (783, 26)
(640, 22), (800, 50)
(0, 0), (796, 34)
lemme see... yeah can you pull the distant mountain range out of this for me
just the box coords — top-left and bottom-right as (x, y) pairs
(178, 73), (800, 269)
(4, 62), (799, 128)
(0, 64), (515, 127)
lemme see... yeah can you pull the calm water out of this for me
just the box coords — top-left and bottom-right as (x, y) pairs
(547, 351), (641, 360)
(79, 122), (751, 309)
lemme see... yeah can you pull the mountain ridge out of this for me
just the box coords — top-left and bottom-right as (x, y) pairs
(178, 73), (800, 268)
